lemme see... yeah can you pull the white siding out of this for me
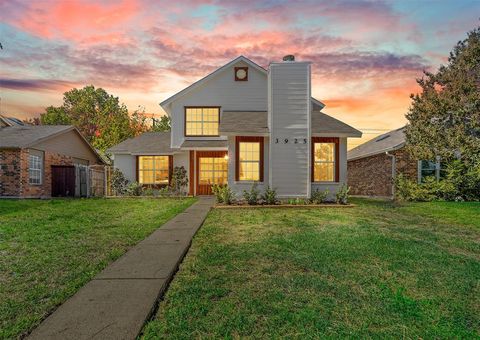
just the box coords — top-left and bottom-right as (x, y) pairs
(268, 62), (311, 198)
(172, 152), (191, 189)
(168, 61), (268, 148)
(227, 136), (269, 196)
(311, 137), (348, 199)
(113, 154), (136, 182)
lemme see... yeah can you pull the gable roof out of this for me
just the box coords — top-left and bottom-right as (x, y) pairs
(107, 131), (176, 155)
(0, 125), (74, 148)
(347, 127), (406, 161)
(160, 55), (325, 110)
(219, 110), (361, 137)
(0, 125), (105, 163)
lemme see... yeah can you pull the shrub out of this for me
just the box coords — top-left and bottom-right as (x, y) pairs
(110, 168), (129, 195)
(158, 186), (171, 197)
(395, 162), (480, 202)
(288, 198), (309, 205)
(261, 186), (278, 205)
(170, 166), (188, 195)
(126, 182), (143, 196)
(310, 189), (329, 204)
(335, 184), (350, 204)
(243, 183), (260, 205)
(143, 187), (154, 196)
(212, 184), (236, 205)
(211, 184), (224, 203)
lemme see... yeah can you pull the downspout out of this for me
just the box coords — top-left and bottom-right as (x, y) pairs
(385, 151), (396, 200)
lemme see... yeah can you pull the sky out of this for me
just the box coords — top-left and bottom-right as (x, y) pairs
(0, 0), (479, 148)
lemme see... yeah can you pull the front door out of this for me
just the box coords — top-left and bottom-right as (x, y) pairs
(196, 151), (228, 195)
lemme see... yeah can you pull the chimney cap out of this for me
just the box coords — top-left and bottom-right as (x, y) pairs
(282, 55), (295, 62)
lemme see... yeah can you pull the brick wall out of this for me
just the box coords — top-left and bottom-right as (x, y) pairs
(347, 147), (418, 197)
(1, 148), (75, 198)
(0, 149), (21, 196)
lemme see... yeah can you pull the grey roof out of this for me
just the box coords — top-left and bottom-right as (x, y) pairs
(107, 131), (175, 155)
(312, 112), (362, 136)
(0, 125), (73, 148)
(347, 127), (406, 161)
(181, 139), (228, 149)
(220, 111), (268, 135)
(219, 110), (361, 137)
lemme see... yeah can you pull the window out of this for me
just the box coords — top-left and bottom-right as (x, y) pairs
(418, 160), (443, 183)
(235, 136), (264, 182)
(185, 107), (219, 136)
(199, 157), (228, 185)
(138, 156), (170, 185)
(312, 137), (338, 182)
(29, 152), (43, 185)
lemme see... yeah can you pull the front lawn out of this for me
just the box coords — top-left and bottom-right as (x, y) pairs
(0, 197), (196, 339)
(143, 199), (480, 338)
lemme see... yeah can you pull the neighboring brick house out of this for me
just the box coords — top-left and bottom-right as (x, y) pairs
(0, 125), (104, 198)
(347, 127), (442, 197)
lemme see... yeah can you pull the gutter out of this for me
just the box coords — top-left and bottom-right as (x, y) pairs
(385, 151), (396, 200)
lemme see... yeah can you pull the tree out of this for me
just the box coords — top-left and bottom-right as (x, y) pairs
(405, 26), (480, 165)
(41, 85), (134, 151)
(151, 115), (171, 132)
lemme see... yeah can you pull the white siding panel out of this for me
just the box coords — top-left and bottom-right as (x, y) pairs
(113, 154), (136, 182)
(269, 62), (311, 197)
(169, 61), (268, 148)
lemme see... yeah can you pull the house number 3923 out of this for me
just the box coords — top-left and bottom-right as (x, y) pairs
(275, 138), (307, 144)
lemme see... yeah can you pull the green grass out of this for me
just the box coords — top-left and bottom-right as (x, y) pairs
(142, 198), (480, 339)
(0, 197), (196, 339)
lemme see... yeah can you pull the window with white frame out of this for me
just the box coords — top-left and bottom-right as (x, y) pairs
(418, 160), (443, 183)
(29, 153), (43, 185)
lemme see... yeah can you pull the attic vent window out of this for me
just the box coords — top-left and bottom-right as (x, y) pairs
(235, 67), (248, 81)
(375, 135), (390, 142)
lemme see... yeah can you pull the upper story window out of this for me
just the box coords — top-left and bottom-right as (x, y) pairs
(138, 156), (170, 185)
(185, 107), (219, 136)
(235, 136), (264, 182)
(28, 151), (43, 185)
(312, 137), (339, 182)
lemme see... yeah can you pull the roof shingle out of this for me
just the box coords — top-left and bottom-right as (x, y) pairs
(0, 125), (73, 148)
(106, 131), (175, 154)
(347, 127), (406, 161)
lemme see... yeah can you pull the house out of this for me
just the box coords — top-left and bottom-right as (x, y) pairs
(0, 114), (25, 128)
(347, 126), (443, 197)
(108, 55), (362, 198)
(0, 125), (105, 198)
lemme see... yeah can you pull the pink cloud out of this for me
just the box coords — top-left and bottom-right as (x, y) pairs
(3, 0), (139, 44)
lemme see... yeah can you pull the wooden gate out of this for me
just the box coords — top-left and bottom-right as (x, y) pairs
(51, 165), (75, 197)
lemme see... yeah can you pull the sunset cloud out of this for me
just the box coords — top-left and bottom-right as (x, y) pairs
(0, 0), (478, 148)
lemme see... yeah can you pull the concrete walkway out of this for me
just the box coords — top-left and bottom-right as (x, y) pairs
(28, 197), (214, 340)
